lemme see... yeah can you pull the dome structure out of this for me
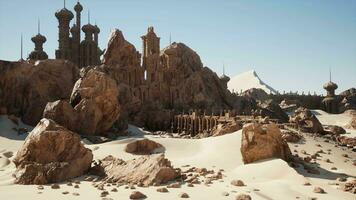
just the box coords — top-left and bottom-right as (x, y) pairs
(74, 1), (83, 12)
(55, 8), (74, 20)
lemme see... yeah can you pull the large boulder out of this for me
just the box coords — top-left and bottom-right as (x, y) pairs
(44, 69), (121, 136)
(241, 88), (269, 102)
(0, 59), (79, 126)
(13, 119), (93, 184)
(289, 107), (324, 134)
(92, 154), (180, 186)
(241, 123), (292, 164)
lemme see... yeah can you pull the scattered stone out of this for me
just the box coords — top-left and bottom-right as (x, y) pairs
(62, 191), (69, 195)
(51, 184), (60, 189)
(67, 182), (73, 186)
(313, 187), (325, 194)
(156, 187), (168, 193)
(73, 192), (80, 196)
(129, 191), (147, 199)
(37, 185), (44, 190)
(231, 179), (245, 187)
(111, 188), (118, 192)
(330, 167), (337, 170)
(74, 184), (80, 188)
(235, 194), (252, 200)
(179, 192), (189, 198)
(167, 182), (181, 188)
(222, 191), (229, 196)
(303, 182), (311, 186)
(337, 177), (347, 182)
(100, 191), (109, 197)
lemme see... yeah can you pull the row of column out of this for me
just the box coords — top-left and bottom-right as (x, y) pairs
(172, 115), (219, 136)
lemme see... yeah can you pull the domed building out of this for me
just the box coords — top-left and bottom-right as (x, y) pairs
(28, 21), (48, 60)
(321, 74), (339, 114)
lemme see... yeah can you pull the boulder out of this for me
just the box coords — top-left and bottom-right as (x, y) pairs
(336, 136), (356, 147)
(289, 107), (324, 134)
(281, 131), (302, 143)
(241, 88), (269, 102)
(0, 59), (79, 126)
(125, 139), (164, 155)
(93, 154), (180, 186)
(44, 69), (121, 136)
(324, 125), (346, 135)
(13, 119), (93, 184)
(212, 121), (241, 137)
(241, 123), (292, 164)
(257, 99), (289, 123)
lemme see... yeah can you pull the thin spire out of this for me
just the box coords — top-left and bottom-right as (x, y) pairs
(38, 18), (40, 34)
(223, 62), (225, 75)
(329, 67), (331, 82)
(169, 32), (171, 45)
(88, 10), (90, 24)
(64, 0), (66, 8)
(20, 33), (23, 60)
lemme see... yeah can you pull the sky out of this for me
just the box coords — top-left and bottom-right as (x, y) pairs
(0, 0), (355, 94)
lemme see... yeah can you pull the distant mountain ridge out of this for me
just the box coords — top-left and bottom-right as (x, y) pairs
(227, 70), (277, 94)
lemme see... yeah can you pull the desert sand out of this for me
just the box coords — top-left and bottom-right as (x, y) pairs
(0, 111), (355, 200)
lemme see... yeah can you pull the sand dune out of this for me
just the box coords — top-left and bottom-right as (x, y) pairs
(0, 115), (355, 199)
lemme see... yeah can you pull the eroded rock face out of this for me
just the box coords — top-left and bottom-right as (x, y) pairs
(125, 139), (164, 155)
(290, 107), (324, 134)
(0, 60), (79, 126)
(281, 131), (302, 143)
(241, 88), (269, 102)
(94, 154), (180, 186)
(13, 119), (93, 184)
(324, 125), (346, 135)
(257, 100), (289, 123)
(241, 123), (292, 164)
(44, 69), (120, 136)
(212, 121), (241, 137)
(336, 136), (356, 147)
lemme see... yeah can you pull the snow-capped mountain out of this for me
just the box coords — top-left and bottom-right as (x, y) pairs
(227, 70), (277, 94)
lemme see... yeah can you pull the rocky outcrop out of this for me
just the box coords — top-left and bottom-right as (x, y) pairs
(44, 69), (120, 136)
(336, 136), (356, 147)
(125, 139), (164, 155)
(289, 107), (324, 134)
(257, 99), (289, 123)
(281, 131), (303, 143)
(240, 123), (292, 164)
(13, 119), (93, 184)
(92, 154), (180, 186)
(241, 88), (269, 102)
(212, 121), (241, 137)
(0, 59), (79, 126)
(324, 125), (346, 135)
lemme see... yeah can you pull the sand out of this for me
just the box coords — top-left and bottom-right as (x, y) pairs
(0, 113), (355, 200)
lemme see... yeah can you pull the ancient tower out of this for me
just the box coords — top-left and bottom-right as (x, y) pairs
(219, 64), (230, 89)
(70, 1), (83, 66)
(141, 26), (160, 83)
(28, 20), (48, 60)
(55, 0), (74, 60)
(322, 70), (339, 113)
(80, 12), (100, 67)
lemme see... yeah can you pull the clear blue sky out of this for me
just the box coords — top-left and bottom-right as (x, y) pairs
(0, 0), (355, 94)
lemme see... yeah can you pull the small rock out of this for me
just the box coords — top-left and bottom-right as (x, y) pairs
(62, 191), (69, 195)
(74, 184), (80, 188)
(313, 187), (325, 194)
(222, 191), (229, 196)
(100, 191), (109, 197)
(37, 185), (44, 190)
(236, 194), (252, 200)
(179, 192), (189, 198)
(167, 182), (181, 188)
(156, 187), (168, 193)
(72, 192), (80, 196)
(231, 179), (245, 186)
(303, 182), (311, 186)
(51, 184), (60, 189)
(337, 177), (347, 182)
(129, 191), (147, 199)
(111, 188), (118, 192)
(331, 167), (337, 170)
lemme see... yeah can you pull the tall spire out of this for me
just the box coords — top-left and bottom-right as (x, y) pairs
(38, 19), (40, 34)
(88, 10), (90, 24)
(64, 0), (66, 8)
(329, 67), (331, 82)
(223, 62), (225, 75)
(169, 32), (171, 45)
(20, 33), (23, 60)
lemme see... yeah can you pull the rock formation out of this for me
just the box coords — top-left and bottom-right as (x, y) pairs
(257, 99), (289, 123)
(43, 68), (120, 136)
(13, 118), (93, 184)
(0, 59), (79, 126)
(240, 123), (292, 164)
(289, 107), (324, 134)
(92, 154), (180, 186)
(212, 121), (241, 137)
(125, 139), (164, 155)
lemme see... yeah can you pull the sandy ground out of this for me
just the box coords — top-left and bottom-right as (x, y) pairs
(0, 113), (355, 200)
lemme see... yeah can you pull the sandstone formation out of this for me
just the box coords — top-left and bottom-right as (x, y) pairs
(212, 121), (241, 137)
(289, 107), (324, 134)
(0, 59), (79, 126)
(241, 123), (292, 164)
(336, 136), (356, 147)
(93, 154), (180, 186)
(43, 68), (120, 136)
(257, 99), (289, 123)
(13, 118), (93, 184)
(125, 139), (164, 155)
(241, 88), (269, 102)
(324, 125), (346, 135)
(281, 131), (303, 143)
